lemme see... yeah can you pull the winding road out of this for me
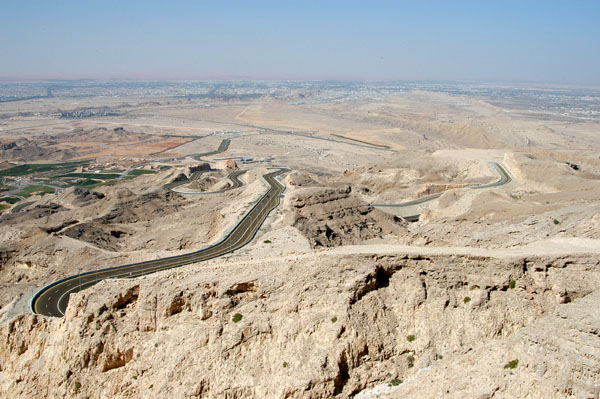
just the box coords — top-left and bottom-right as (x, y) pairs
(373, 162), (513, 221)
(170, 169), (247, 194)
(31, 167), (289, 317)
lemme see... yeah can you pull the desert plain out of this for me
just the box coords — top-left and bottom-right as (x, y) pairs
(0, 81), (599, 398)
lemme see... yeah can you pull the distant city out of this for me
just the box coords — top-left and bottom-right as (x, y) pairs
(1, 80), (598, 123)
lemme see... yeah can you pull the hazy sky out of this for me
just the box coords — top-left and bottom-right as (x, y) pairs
(1, 1), (599, 84)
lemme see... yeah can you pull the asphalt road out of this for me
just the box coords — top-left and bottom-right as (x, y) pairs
(31, 167), (289, 317)
(373, 162), (513, 220)
(195, 138), (230, 160)
(170, 169), (247, 194)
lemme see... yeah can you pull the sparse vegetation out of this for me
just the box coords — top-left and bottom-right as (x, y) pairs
(263, 239), (272, 244)
(504, 359), (519, 369)
(331, 316), (338, 323)
(407, 355), (415, 368)
(553, 218), (560, 225)
(59, 172), (121, 179)
(73, 381), (81, 392)
(509, 280), (516, 289)
(389, 378), (402, 386)
(406, 334), (416, 342)
(232, 313), (243, 323)
(282, 362), (288, 368)
(149, 384), (153, 389)
(0, 161), (90, 177)
(463, 296), (471, 303)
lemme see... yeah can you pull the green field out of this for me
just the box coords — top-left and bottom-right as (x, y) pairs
(0, 184), (15, 192)
(17, 185), (56, 198)
(58, 172), (122, 180)
(73, 179), (103, 187)
(0, 161), (90, 177)
(128, 169), (157, 176)
(0, 196), (21, 204)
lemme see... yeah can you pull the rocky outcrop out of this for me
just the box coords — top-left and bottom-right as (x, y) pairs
(3, 252), (598, 398)
(0, 138), (68, 161)
(414, 183), (465, 198)
(188, 175), (220, 191)
(188, 163), (212, 174)
(63, 187), (105, 207)
(216, 160), (239, 170)
(0, 142), (17, 150)
(62, 223), (130, 251)
(98, 189), (186, 224)
(291, 185), (405, 247)
(0, 203), (66, 224)
(360, 288), (600, 399)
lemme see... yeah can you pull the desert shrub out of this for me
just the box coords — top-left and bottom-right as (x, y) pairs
(509, 280), (516, 289)
(406, 334), (416, 342)
(232, 313), (243, 323)
(390, 378), (402, 386)
(331, 316), (338, 323)
(464, 296), (471, 303)
(504, 359), (519, 369)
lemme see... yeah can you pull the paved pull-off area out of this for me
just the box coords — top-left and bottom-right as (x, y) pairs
(31, 168), (288, 317)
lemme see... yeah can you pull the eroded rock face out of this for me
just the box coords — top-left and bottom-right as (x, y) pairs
(98, 190), (186, 224)
(2, 252), (598, 398)
(66, 187), (106, 207)
(62, 223), (130, 252)
(291, 186), (406, 247)
(359, 289), (600, 399)
(0, 203), (66, 224)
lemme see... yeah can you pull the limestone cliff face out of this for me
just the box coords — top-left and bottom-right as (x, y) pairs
(1, 252), (599, 398)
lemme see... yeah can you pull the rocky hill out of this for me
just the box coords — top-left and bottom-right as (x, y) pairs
(290, 185), (405, 247)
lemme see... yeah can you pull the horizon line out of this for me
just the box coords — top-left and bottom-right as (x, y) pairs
(0, 75), (599, 89)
